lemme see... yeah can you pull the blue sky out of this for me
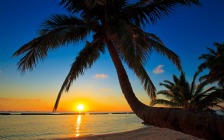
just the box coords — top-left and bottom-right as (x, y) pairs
(0, 0), (224, 111)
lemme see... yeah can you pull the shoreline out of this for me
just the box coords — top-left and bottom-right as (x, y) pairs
(0, 112), (134, 115)
(53, 126), (202, 140)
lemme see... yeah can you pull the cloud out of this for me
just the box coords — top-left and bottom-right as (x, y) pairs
(153, 65), (165, 74)
(94, 74), (108, 79)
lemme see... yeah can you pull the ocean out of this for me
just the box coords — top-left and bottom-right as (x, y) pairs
(1, 111), (223, 140)
(0, 113), (144, 140)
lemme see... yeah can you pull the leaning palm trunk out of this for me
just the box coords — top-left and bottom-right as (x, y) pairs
(106, 37), (224, 139)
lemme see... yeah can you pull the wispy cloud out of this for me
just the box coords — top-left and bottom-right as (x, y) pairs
(94, 74), (108, 79)
(153, 65), (165, 74)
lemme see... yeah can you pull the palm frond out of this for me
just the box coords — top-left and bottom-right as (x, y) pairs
(198, 90), (224, 109)
(107, 21), (181, 100)
(108, 19), (181, 70)
(59, 0), (89, 14)
(178, 72), (191, 100)
(157, 70), (223, 112)
(159, 82), (174, 90)
(132, 64), (156, 100)
(198, 74), (209, 82)
(107, 22), (158, 99)
(190, 70), (200, 95)
(39, 15), (89, 35)
(123, 0), (200, 26)
(194, 80), (211, 97)
(214, 104), (224, 110)
(127, 65), (156, 98)
(53, 39), (105, 112)
(172, 74), (180, 85)
(198, 42), (224, 86)
(13, 15), (92, 73)
(116, 39), (156, 99)
(197, 61), (208, 72)
(60, 0), (127, 20)
(110, 21), (181, 98)
(200, 86), (217, 96)
(151, 99), (181, 107)
(111, 22), (151, 65)
(146, 33), (182, 70)
(207, 47), (216, 55)
(157, 90), (174, 99)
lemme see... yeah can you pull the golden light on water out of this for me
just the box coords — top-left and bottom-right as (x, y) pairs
(75, 115), (82, 137)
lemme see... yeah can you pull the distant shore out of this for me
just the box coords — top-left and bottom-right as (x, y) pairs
(1, 110), (223, 116)
(53, 126), (201, 140)
(0, 112), (134, 115)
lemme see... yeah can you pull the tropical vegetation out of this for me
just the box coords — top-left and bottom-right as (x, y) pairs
(198, 42), (224, 86)
(13, 0), (224, 139)
(151, 71), (224, 113)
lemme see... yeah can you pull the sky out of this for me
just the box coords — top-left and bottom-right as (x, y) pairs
(0, 0), (224, 112)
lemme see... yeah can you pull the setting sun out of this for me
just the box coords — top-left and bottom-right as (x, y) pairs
(77, 104), (84, 112)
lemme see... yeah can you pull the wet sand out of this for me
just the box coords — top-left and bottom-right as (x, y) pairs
(53, 126), (202, 140)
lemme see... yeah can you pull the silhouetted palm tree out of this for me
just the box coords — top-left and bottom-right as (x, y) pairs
(198, 42), (224, 86)
(13, 0), (224, 139)
(151, 71), (224, 112)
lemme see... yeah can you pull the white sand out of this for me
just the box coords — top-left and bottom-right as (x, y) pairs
(53, 126), (202, 140)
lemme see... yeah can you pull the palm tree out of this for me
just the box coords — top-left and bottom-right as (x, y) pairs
(151, 71), (224, 112)
(198, 42), (224, 86)
(197, 85), (224, 112)
(13, 0), (224, 139)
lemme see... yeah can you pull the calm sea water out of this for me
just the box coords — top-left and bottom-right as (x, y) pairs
(0, 114), (144, 140)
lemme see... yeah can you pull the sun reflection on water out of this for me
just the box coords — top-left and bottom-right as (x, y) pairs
(75, 115), (82, 137)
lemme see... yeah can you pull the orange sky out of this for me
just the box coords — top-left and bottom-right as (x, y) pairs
(0, 85), (152, 112)
(0, 92), (150, 112)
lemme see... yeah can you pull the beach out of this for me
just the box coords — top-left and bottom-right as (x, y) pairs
(54, 126), (201, 140)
